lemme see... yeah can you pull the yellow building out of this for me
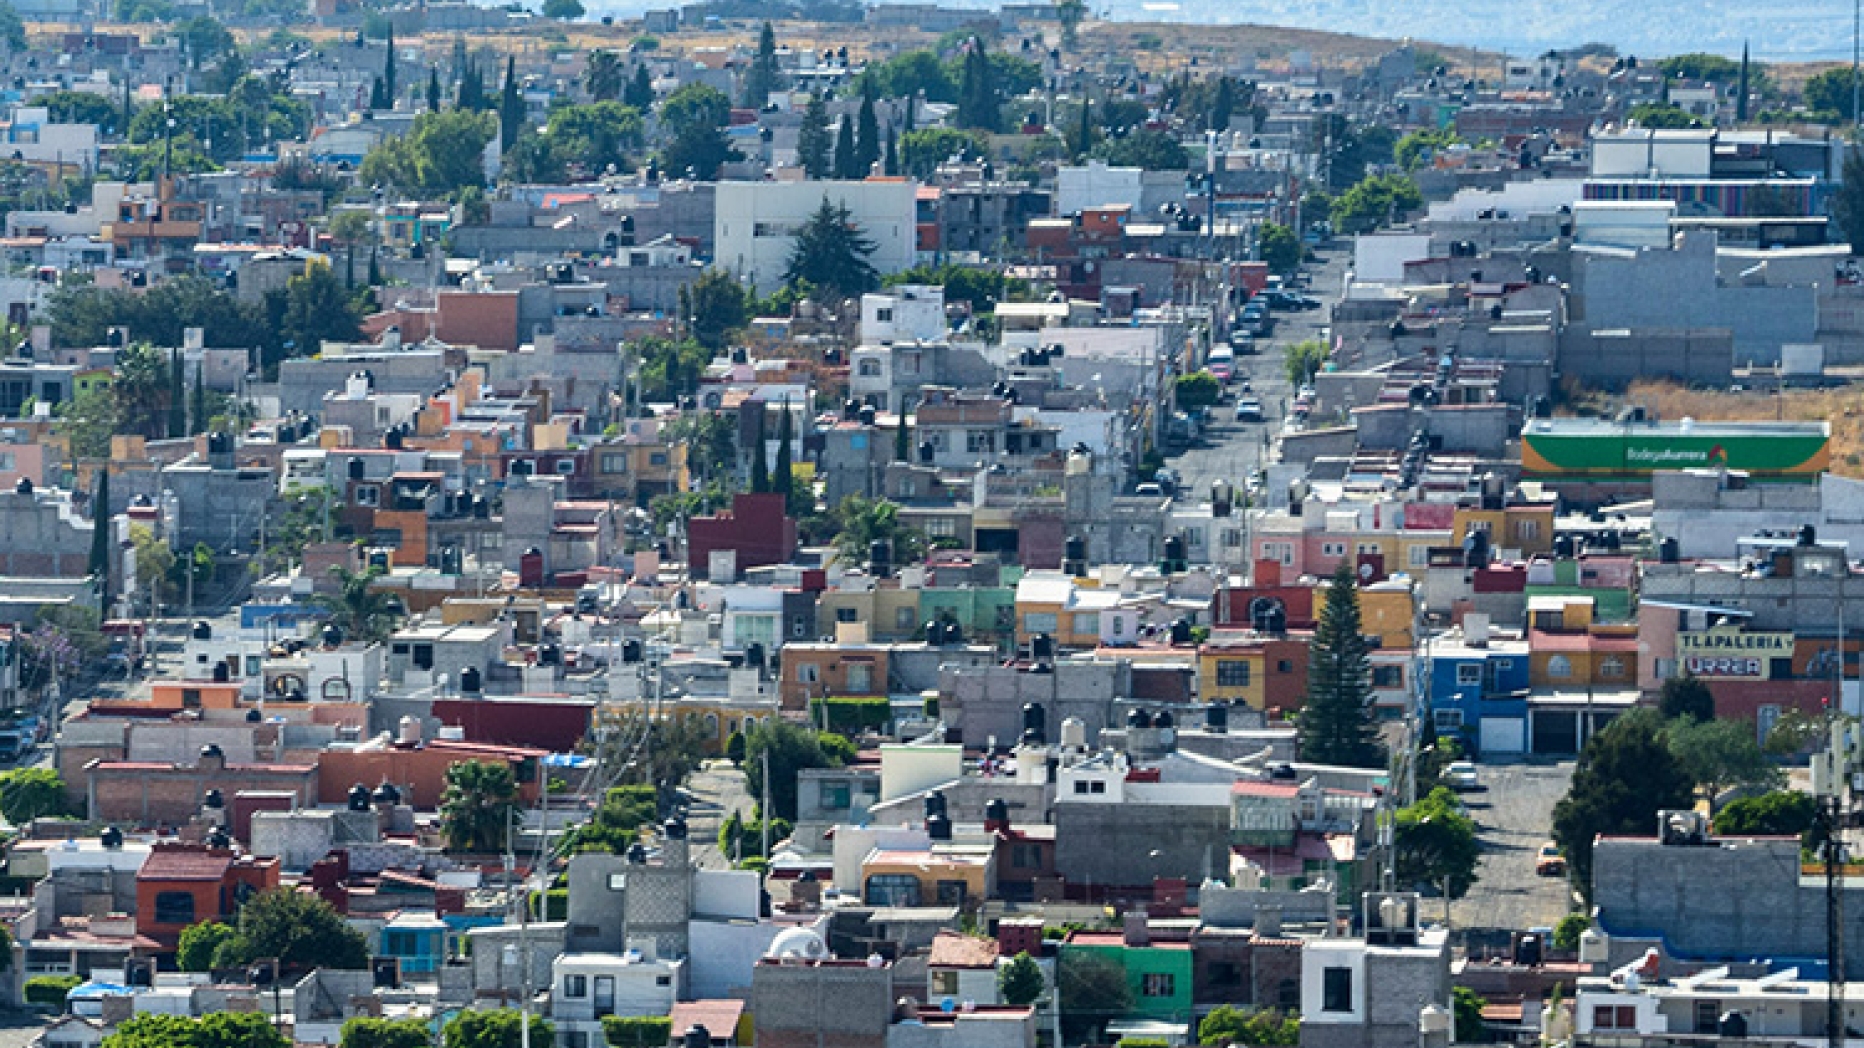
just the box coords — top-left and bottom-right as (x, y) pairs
(860, 844), (996, 907)
(1358, 577), (1419, 650)
(816, 586), (925, 644)
(1012, 572), (1131, 650)
(1453, 503), (1556, 558)
(1199, 638), (1266, 708)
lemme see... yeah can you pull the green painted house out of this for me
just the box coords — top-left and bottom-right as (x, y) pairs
(1060, 930), (1194, 1026)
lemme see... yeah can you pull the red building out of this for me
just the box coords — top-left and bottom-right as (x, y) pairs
(686, 493), (797, 578)
(135, 843), (280, 947)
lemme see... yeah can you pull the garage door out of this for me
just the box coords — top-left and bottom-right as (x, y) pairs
(1532, 710), (1579, 755)
(1480, 717), (1526, 755)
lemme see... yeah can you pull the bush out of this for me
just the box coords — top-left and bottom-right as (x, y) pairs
(810, 697), (892, 734)
(24, 974), (80, 1008)
(1552, 912), (1590, 952)
(604, 1016), (674, 1048)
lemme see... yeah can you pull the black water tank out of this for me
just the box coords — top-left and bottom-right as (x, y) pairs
(1169, 618), (1192, 645)
(212, 662), (230, 683)
(918, 440), (935, 464)
(1659, 537), (1679, 564)
(925, 790), (948, 818)
(460, 666), (482, 693)
(246, 707), (262, 723)
(192, 620), (213, 640)
(1717, 1011), (1747, 1038)
(203, 788), (224, 809)
(1205, 703), (1229, 733)
(869, 539), (892, 579)
(984, 798), (1009, 826)
(941, 620), (962, 646)
(858, 405), (877, 427)
(348, 784), (372, 811)
(684, 1026), (712, 1048)
(663, 816), (688, 841)
(323, 623), (345, 647)
(374, 782), (401, 805)
(1031, 634), (1054, 660)
(1127, 708), (1152, 728)
(746, 642), (765, 669)
(1022, 702), (1046, 742)
(622, 639), (643, 664)
(926, 813), (952, 840)
(926, 620), (944, 644)
(1064, 535), (1086, 565)
(1800, 524), (1818, 547)
(101, 825), (123, 849)
(348, 456), (365, 480)
(1163, 535), (1186, 564)
(206, 828), (230, 849)
(1154, 709), (1175, 729)
(12, 477), (27, 494)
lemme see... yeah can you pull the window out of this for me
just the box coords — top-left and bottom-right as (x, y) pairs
(152, 891), (196, 925)
(1599, 655), (1626, 679)
(1357, 543), (1382, 555)
(554, 458), (577, 475)
(563, 974), (588, 998)
(1074, 613), (1099, 634)
(1546, 655), (1572, 678)
(594, 975), (614, 1017)
(1593, 1005), (1637, 1031)
(931, 970), (959, 995)
(1277, 660), (1294, 673)
(1372, 665), (1404, 688)
(858, 359), (883, 377)
(967, 430), (996, 453)
(875, 307), (894, 323)
(1111, 616), (1125, 637)
(1322, 968), (1353, 1013)
(865, 874), (922, 907)
(355, 484), (380, 507)
(1262, 542), (1295, 566)
(1409, 546), (1431, 567)
(1456, 664), (1482, 686)
(797, 663), (820, 683)
(1217, 660), (1251, 687)
(1221, 528), (1244, 548)
(846, 663), (873, 692)
(1141, 973), (1175, 997)
(836, 607), (859, 622)
(995, 605), (1015, 630)
(926, 518), (956, 538)
(1322, 542), (1346, 557)
(649, 452), (668, 467)
(181, 689), (201, 709)
(1434, 709), (1464, 732)
(1207, 961), (1242, 988)
(820, 781), (851, 809)
(896, 606), (917, 630)
(1073, 779), (1107, 795)
(1012, 843), (1043, 869)
(1516, 519), (1541, 541)
(1024, 612), (1058, 634)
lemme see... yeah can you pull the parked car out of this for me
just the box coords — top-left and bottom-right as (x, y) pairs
(1235, 396), (1264, 421)
(1445, 760), (1480, 791)
(1264, 290), (1321, 311)
(1535, 842), (1567, 877)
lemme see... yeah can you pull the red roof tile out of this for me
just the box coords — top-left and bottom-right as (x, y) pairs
(137, 847), (233, 882)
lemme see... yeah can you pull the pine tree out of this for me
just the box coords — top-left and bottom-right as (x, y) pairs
(368, 249), (381, 287)
(89, 469), (110, 608)
(956, 38), (1000, 132)
(782, 195), (879, 299)
(833, 116), (858, 179)
(369, 75), (387, 111)
(428, 67), (442, 112)
(798, 93), (832, 179)
(190, 367), (206, 437)
(1212, 75), (1234, 132)
(884, 125), (899, 176)
(854, 85), (880, 176)
(166, 350), (185, 439)
(902, 94), (915, 133)
(625, 64), (655, 111)
(774, 397), (795, 512)
(749, 408), (769, 493)
(1297, 561), (1383, 767)
(740, 21), (779, 110)
(383, 26), (397, 103)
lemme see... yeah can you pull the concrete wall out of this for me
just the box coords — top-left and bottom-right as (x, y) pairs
(715, 180), (916, 290)
(940, 661), (1127, 750)
(1053, 799), (1232, 888)
(1557, 327), (1734, 390)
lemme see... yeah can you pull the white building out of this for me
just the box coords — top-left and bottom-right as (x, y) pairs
(714, 180), (916, 291)
(1055, 160), (1142, 217)
(0, 107), (99, 169)
(861, 285), (946, 345)
(551, 952), (686, 1042)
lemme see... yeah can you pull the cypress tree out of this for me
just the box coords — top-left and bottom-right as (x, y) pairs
(190, 367), (206, 437)
(369, 76), (387, 111)
(1296, 561), (1383, 767)
(428, 67), (442, 112)
(1212, 75), (1234, 132)
(834, 117), (857, 179)
(741, 21), (779, 109)
(166, 350), (186, 439)
(89, 469), (110, 607)
(798, 93), (832, 179)
(902, 93), (915, 133)
(625, 63), (654, 111)
(368, 249), (382, 287)
(749, 408), (769, 493)
(854, 85), (880, 175)
(1736, 43), (1751, 122)
(884, 125), (899, 176)
(894, 412), (909, 461)
(384, 26), (397, 103)
(1077, 97), (1092, 159)
(774, 398), (794, 512)
(500, 56), (524, 152)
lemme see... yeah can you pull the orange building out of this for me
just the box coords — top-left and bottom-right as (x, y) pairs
(315, 738), (547, 811)
(134, 842), (280, 946)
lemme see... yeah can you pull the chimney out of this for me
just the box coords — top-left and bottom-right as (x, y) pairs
(1122, 909), (1150, 947)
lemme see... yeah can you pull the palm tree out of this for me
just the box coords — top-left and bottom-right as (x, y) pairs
(440, 759), (518, 853)
(830, 496), (926, 564)
(311, 566), (403, 644)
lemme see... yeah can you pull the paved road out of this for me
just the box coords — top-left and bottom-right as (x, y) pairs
(1165, 245), (1347, 508)
(1450, 761), (1579, 937)
(684, 758), (757, 870)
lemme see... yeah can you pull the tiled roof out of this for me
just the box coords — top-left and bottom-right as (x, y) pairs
(137, 847), (232, 882)
(929, 932), (999, 969)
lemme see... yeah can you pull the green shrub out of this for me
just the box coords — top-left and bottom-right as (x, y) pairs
(604, 1016), (674, 1048)
(809, 697), (891, 734)
(24, 974), (80, 1008)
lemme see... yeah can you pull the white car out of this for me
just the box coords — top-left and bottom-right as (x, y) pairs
(1445, 760), (1480, 791)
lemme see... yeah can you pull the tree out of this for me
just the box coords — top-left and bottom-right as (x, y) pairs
(857, 50), (957, 104)
(831, 495), (926, 564)
(899, 127), (984, 179)
(1806, 67), (1860, 120)
(359, 109), (495, 196)
(1665, 715), (1783, 806)
(833, 115), (859, 179)
(41, 90), (118, 128)
(165, 350), (186, 439)
(1551, 709), (1694, 897)
(885, 126), (899, 176)
(541, 0), (583, 17)
(1714, 789), (1818, 837)
(689, 269), (749, 351)
(1627, 102), (1703, 129)
(658, 83), (738, 178)
(1057, 952), (1132, 1042)
(744, 718), (843, 821)
(0, 0), (24, 50)
(798, 93), (832, 179)
(625, 64), (655, 111)
(282, 260), (362, 359)
(218, 887), (369, 972)
(1257, 222), (1300, 274)
(774, 398), (801, 515)
(1394, 127), (1460, 170)
(1198, 1006), (1299, 1047)
(89, 469), (110, 603)
(1394, 787), (1480, 898)
(603, 1017), (672, 1048)
(442, 1009), (554, 1048)
(1833, 153), (1864, 256)
(894, 414), (911, 461)
(104, 1014), (286, 1048)
(998, 951), (1045, 1006)
(499, 57), (525, 152)
(1657, 673), (1714, 722)
(749, 408), (769, 493)
(112, 343), (172, 441)
(1452, 986), (1487, 1044)
(783, 196), (879, 300)
(340, 1017), (433, 1048)
(370, 76), (389, 112)
(854, 85), (881, 176)
(382, 26), (397, 103)
(725, 730), (747, 765)
(428, 68), (443, 113)
(1092, 127), (1188, 170)
(955, 37), (1000, 132)
(1284, 339), (1329, 387)
(441, 759), (519, 853)
(176, 920), (236, 973)
(741, 22), (779, 109)
(1175, 371), (1221, 410)
(1056, 0), (1085, 47)
(310, 566), (403, 644)
(1298, 563), (1382, 767)
(1552, 912), (1590, 952)
(1330, 173), (1422, 235)
(130, 523), (176, 607)
(587, 49), (626, 102)
(0, 767), (65, 824)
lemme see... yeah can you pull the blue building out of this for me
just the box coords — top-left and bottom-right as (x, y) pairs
(1420, 622), (1532, 757)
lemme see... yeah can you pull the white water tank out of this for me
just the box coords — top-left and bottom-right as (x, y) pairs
(1578, 927), (1609, 963)
(1017, 744), (1048, 785)
(398, 716), (421, 745)
(1060, 717), (1087, 750)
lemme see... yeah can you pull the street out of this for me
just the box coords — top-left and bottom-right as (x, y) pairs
(683, 758), (757, 870)
(1451, 761), (1578, 936)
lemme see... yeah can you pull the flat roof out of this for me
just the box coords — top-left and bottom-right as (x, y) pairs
(1524, 418), (1828, 438)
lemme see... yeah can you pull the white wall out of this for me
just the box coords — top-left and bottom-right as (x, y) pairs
(862, 285), (946, 344)
(1056, 161), (1143, 217)
(688, 912), (830, 1000)
(1591, 131), (1713, 179)
(1426, 179), (1586, 222)
(1301, 939), (1368, 1026)
(715, 180), (917, 291)
(880, 743), (963, 804)
(1351, 233), (1434, 284)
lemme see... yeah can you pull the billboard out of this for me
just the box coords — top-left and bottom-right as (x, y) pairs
(1678, 630), (1794, 679)
(1521, 424), (1828, 481)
